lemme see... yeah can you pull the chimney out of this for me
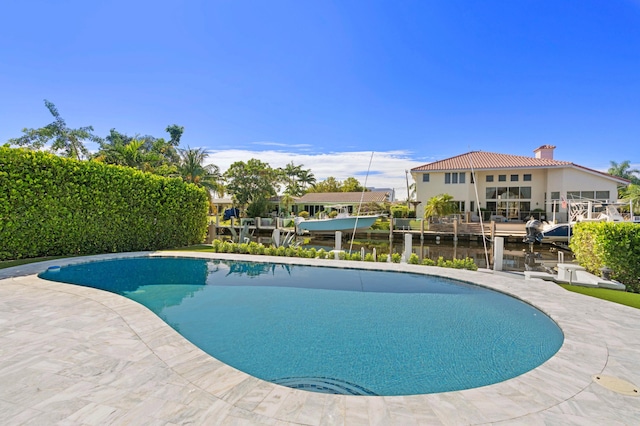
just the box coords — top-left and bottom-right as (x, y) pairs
(534, 145), (555, 160)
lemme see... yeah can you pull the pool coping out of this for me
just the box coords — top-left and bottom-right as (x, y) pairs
(1, 251), (639, 424)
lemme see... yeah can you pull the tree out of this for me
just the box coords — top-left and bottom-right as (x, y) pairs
(165, 124), (184, 146)
(94, 127), (181, 175)
(424, 194), (458, 222)
(620, 184), (640, 214)
(297, 168), (316, 191)
(177, 147), (223, 197)
(224, 159), (280, 209)
(8, 100), (101, 160)
(280, 162), (315, 196)
(341, 177), (365, 192)
(307, 176), (365, 193)
(608, 160), (640, 185)
(308, 177), (341, 193)
(279, 193), (295, 215)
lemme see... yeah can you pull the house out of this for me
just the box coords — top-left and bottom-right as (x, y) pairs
(410, 145), (629, 222)
(294, 191), (390, 216)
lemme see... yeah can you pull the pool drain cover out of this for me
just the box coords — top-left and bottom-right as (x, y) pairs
(271, 376), (377, 396)
(592, 375), (639, 396)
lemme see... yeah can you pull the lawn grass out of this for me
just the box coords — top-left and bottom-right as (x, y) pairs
(559, 284), (640, 310)
(0, 256), (74, 270)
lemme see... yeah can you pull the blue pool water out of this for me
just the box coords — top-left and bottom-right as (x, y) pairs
(39, 257), (564, 396)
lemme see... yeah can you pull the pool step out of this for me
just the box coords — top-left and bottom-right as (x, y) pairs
(270, 376), (377, 396)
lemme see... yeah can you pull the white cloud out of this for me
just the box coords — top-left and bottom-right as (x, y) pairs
(206, 149), (427, 200)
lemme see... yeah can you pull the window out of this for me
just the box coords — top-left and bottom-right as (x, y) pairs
(523, 174), (532, 181)
(551, 192), (560, 200)
(498, 175), (506, 182)
(510, 174), (519, 182)
(508, 187), (520, 199)
(520, 187), (532, 199)
(486, 187), (497, 199)
(470, 173), (475, 184)
(497, 187), (508, 198)
(567, 191), (581, 200)
(596, 190), (610, 200)
(486, 175), (494, 182)
(422, 173), (430, 182)
(445, 172), (466, 184)
(582, 191), (595, 200)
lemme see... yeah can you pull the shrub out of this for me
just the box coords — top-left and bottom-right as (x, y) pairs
(317, 249), (327, 259)
(266, 246), (278, 256)
(0, 147), (208, 260)
(298, 211), (310, 219)
(364, 253), (375, 262)
(349, 252), (362, 261)
(371, 220), (390, 230)
(391, 253), (402, 263)
(390, 205), (409, 218)
(571, 222), (640, 292)
(408, 253), (420, 264)
(377, 253), (389, 262)
(422, 257), (436, 266)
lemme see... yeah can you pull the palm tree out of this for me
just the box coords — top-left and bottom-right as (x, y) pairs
(177, 147), (223, 197)
(279, 193), (295, 216)
(424, 194), (458, 222)
(621, 184), (640, 214)
(608, 160), (640, 184)
(297, 168), (316, 192)
(8, 99), (101, 160)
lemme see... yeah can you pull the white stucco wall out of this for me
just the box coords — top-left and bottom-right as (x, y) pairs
(412, 166), (623, 221)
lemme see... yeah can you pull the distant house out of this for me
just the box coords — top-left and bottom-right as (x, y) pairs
(367, 187), (396, 202)
(210, 197), (234, 215)
(410, 145), (629, 222)
(295, 191), (391, 216)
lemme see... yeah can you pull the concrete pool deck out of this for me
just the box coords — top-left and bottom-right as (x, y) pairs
(0, 251), (639, 425)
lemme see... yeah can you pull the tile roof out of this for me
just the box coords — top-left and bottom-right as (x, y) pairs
(297, 191), (389, 204)
(411, 150), (630, 185)
(411, 151), (571, 171)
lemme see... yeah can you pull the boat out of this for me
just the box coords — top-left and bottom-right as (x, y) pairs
(294, 206), (378, 235)
(523, 200), (637, 244)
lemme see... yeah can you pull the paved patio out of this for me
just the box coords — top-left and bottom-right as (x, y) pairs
(1, 251), (639, 425)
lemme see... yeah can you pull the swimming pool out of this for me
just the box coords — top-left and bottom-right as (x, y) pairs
(39, 256), (563, 396)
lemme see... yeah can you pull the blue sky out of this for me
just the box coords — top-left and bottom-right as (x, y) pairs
(2, 0), (639, 197)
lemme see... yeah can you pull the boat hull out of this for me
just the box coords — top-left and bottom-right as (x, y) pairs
(541, 223), (572, 242)
(296, 216), (378, 233)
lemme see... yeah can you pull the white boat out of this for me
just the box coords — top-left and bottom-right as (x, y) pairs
(294, 206), (378, 234)
(523, 200), (637, 244)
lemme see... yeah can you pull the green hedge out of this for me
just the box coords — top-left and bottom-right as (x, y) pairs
(570, 222), (640, 292)
(0, 147), (209, 260)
